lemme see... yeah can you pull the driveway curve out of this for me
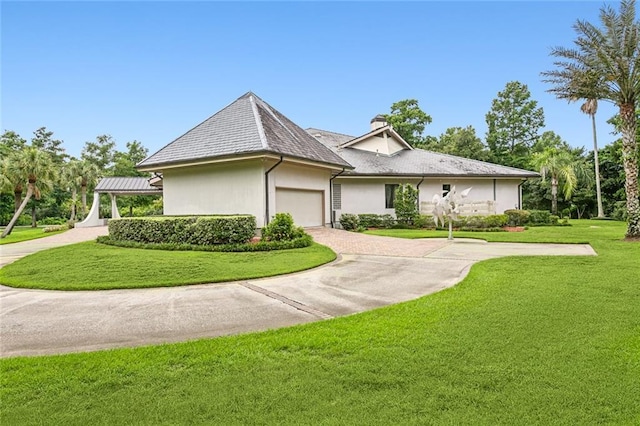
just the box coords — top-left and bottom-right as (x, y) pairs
(0, 227), (595, 357)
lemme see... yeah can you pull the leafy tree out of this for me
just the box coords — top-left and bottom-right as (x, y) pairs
(0, 130), (27, 158)
(384, 99), (432, 147)
(485, 81), (545, 169)
(111, 141), (155, 216)
(31, 127), (68, 165)
(423, 126), (488, 161)
(82, 134), (116, 171)
(76, 160), (101, 218)
(532, 147), (589, 215)
(394, 184), (419, 224)
(1, 148), (56, 237)
(542, 0), (640, 238)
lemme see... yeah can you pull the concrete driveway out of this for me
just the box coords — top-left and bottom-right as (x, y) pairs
(0, 227), (596, 358)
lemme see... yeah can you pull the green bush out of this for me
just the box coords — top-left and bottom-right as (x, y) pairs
(339, 214), (359, 231)
(527, 210), (552, 225)
(484, 214), (508, 228)
(504, 209), (530, 226)
(380, 214), (396, 229)
(394, 184), (419, 225)
(39, 217), (68, 225)
(97, 234), (313, 252)
(262, 213), (304, 242)
(43, 224), (68, 233)
(108, 216), (256, 245)
(549, 215), (559, 225)
(358, 214), (382, 228)
(413, 215), (435, 229)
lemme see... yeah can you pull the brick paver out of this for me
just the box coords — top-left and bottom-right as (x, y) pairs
(306, 227), (449, 257)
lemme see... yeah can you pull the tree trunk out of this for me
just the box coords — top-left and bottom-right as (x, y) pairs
(13, 188), (22, 213)
(81, 185), (87, 218)
(70, 188), (77, 221)
(31, 204), (37, 228)
(1, 186), (34, 238)
(619, 103), (640, 238)
(551, 176), (559, 215)
(591, 114), (605, 218)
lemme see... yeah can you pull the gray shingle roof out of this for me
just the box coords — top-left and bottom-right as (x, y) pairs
(95, 177), (162, 194)
(138, 93), (351, 169)
(307, 128), (539, 178)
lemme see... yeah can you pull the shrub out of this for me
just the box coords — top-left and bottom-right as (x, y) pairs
(394, 184), (419, 225)
(97, 234), (313, 252)
(358, 214), (382, 228)
(43, 224), (68, 233)
(39, 217), (68, 225)
(380, 214), (396, 229)
(262, 213), (304, 242)
(527, 210), (552, 225)
(339, 214), (359, 231)
(549, 215), (559, 225)
(484, 214), (508, 228)
(413, 215), (435, 229)
(108, 216), (256, 245)
(504, 209), (530, 226)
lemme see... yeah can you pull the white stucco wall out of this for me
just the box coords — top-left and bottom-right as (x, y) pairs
(332, 177), (524, 220)
(162, 159), (266, 225)
(349, 133), (406, 155)
(271, 162), (332, 226)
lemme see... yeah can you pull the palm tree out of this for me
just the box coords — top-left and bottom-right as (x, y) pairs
(580, 98), (605, 218)
(1, 148), (56, 238)
(542, 0), (640, 238)
(532, 148), (586, 215)
(77, 160), (100, 218)
(63, 159), (82, 221)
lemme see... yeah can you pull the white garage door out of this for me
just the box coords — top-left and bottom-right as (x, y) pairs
(275, 188), (324, 227)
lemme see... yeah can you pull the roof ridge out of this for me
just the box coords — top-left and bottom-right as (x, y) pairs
(306, 127), (356, 139)
(249, 95), (268, 149)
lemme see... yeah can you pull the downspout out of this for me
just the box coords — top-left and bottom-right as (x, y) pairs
(517, 180), (524, 210)
(416, 176), (425, 212)
(264, 156), (284, 225)
(329, 168), (346, 228)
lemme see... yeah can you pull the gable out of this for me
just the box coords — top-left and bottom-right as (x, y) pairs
(347, 131), (407, 156)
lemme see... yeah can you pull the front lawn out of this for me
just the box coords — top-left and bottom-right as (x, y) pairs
(0, 242), (336, 290)
(1, 220), (639, 424)
(365, 219), (621, 244)
(0, 226), (67, 245)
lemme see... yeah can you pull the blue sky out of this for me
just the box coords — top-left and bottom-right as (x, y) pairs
(1, 1), (620, 159)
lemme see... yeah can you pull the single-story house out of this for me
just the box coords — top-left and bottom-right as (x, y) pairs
(137, 92), (538, 227)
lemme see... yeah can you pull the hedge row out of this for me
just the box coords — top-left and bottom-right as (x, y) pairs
(96, 235), (313, 252)
(108, 216), (256, 245)
(340, 213), (509, 231)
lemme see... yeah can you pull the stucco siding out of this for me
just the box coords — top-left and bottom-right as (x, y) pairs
(163, 160), (265, 225)
(333, 178), (421, 217)
(350, 134), (406, 155)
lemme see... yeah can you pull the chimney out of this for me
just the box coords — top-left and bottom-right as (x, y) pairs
(370, 114), (387, 131)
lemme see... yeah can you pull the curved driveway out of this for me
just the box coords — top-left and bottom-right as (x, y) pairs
(0, 227), (595, 357)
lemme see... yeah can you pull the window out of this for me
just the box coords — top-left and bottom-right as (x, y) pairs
(442, 184), (451, 197)
(385, 184), (398, 208)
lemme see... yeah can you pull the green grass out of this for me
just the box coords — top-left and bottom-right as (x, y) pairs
(2, 220), (639, 424)
(365, 219), (621, 243)
(0, 242), (336, 290)
(0, 226), (67, 245)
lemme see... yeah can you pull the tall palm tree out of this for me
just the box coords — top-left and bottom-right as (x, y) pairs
(63, 159), (82, 221)
(77, 160), (100, 218)
(1, 148), (56, 238)
(542, 0), (640, 238)
(580, 98), (605, 217)
(532, 148), (585, 215)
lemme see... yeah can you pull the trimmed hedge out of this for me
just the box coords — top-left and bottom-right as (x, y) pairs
(108, 216), (256, 245)
(96, 234), (313, 252)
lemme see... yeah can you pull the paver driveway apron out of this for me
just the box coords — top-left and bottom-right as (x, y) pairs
(0, 227), (596, 357)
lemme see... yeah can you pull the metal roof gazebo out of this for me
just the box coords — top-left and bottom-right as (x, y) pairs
(76, 177), (162, 228)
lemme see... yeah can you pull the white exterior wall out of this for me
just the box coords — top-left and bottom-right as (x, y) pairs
(162, 160), (266, 225)
(333, 178), (421, 218)
(351, 134), (406, 155)
(271, 162), (332, 226)
(333, 177), (524, 220)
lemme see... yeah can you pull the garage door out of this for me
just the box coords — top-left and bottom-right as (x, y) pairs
(275, 188), (324, 227)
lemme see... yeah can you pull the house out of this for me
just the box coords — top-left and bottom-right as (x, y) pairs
(137, 92), (538, 227)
